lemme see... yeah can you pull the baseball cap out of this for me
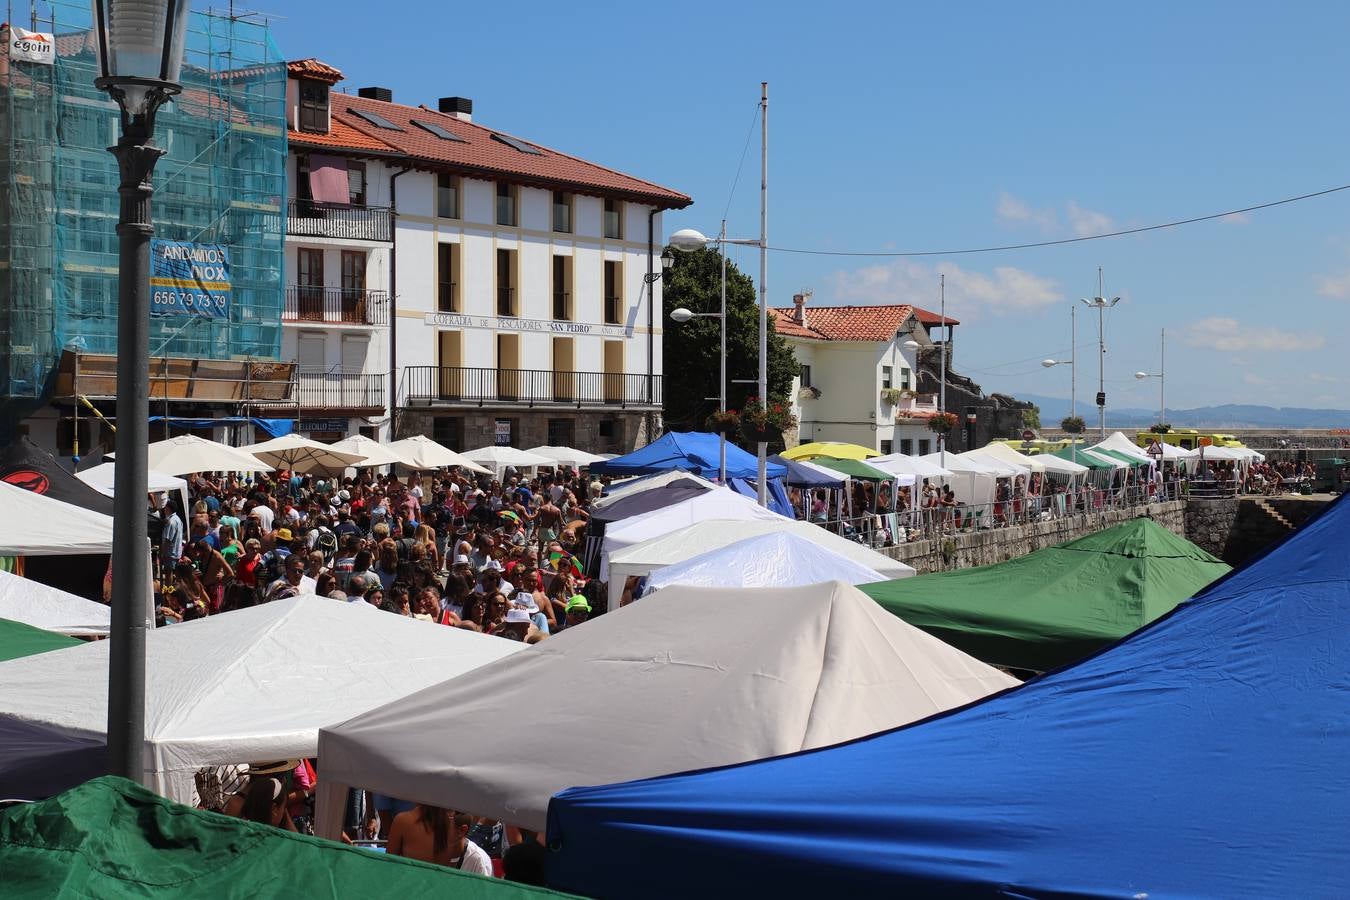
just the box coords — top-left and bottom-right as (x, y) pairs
(275, 527), (293, 542)
(565, 595), (591, 614)
(505, 608), (532, 625)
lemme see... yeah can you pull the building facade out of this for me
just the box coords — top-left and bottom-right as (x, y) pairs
(283, 60), (690, 451)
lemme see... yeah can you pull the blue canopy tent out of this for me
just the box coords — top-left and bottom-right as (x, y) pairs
(726, 476), (793, 517)
(588, 432), (785, 481)
(546, 496), (1350, 899)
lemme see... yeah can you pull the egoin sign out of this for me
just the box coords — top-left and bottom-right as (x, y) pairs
(9, 27), (55, 65)
(149, 240), (232, 319)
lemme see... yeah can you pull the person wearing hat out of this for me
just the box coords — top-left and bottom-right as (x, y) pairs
(493, 607), (536, 642)
(512, 591), (549, 635)
(254, 527), (296, 602)
(564, 594), (591, 629)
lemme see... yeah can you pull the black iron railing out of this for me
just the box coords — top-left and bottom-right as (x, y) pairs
(284, 287), (389, 326)
(404, 366), (661, 408)
(287, 198), (392, 242)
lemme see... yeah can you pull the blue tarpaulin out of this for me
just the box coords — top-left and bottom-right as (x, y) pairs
(546, 495), (1350, 899)
(727, 476), (793, 517)
(148, 417), (293, 438)
(588, 432), (785, 481)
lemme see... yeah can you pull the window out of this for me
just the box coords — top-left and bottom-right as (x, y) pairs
(548, 418), (575, 447)
(496, 182), (516, 226)
(604, 198), (623, 240)
(295, 154), (312, 202)
(437, 244), (457, 312)
(496, 249), (516, 316)
(900, 438), (913, 455)
(919, 439), (931, 455)
(432, 416), (463, 451)
(900, 367), (913, 390)
(552, 191), (572, 233)
(298, 79), (329, 133)
(491, 133), (543, 155)
(800, 364), (812, 388)
(346, 107), (403, 131)
(880, 440), (893, 455)
(437, 173), (459, 218)
(881, 365), (893, 390)
(341, 251), (366, 323)
(346, 161), (366, 206)
(296, 248), (324, 320)
(552, 255), (571, 321)
(412, 119), (465, 142)
(603, 260), (622, 324)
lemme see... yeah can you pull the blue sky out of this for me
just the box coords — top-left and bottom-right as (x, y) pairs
(269, 1), (1350, 411)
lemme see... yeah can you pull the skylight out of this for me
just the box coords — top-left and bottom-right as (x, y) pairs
(412, 119), (466, 142)
(491, 133), (543, 156)
(347, 108), (403, 131)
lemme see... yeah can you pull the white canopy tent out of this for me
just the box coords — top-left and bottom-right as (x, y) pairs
(239, 434), (367, 475)
(314, 580), (1016, 836)
(525, 446), (608, 468)
(920, 452), (1001, 506)
(0, 595), (523, 803)
(460, 445), (554, 476)
(592, 471), (719, 511)
(868, 453), (953, 482)
(600, 487), (786, 575)
(606, 517), (915, 611)
(957, 447), (1033, 479)
(0, 480), (115, 556)
(327, 434), (415, 469)
(76, 462), (189, 515)
(386, 436), (492, 474)
(110, 435), (275, 476)
(977, 442), (1090, 478)
(644, 531), (885, 594)
(0, 569), (110, 636)
(1090, 431), (1152, 462)
(969, 442), (1045, 474)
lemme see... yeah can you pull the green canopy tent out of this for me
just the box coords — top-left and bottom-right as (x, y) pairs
(0, 777), (575, 899)
(1091, 447), (1148, 468)
(860, 518), (1230, 672)
(810, 456), (893, 481)
(0, 617), (79, 663)
(1050, 446), (1114, 471)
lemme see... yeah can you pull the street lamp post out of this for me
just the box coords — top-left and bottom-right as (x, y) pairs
(1080, 269), (1120, 439)
(1135, 327), (1166, 425)
(93, 0), (191, 784)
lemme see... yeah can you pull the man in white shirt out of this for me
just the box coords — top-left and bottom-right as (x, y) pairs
(249, 502), (274, 533)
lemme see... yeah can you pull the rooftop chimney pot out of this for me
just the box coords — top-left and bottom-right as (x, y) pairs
(439, 96), (473, 121)
(357, 86), (393, 103)
(792, 292), (807, 326)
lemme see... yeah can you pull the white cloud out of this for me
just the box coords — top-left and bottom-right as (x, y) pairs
(828, 260), (1062, 320)
(996, 192), (1057, 231)
(1316, 272), (1350, 299)
(1065, 201), (1114, 237)
(1182, 316), (1325, 353)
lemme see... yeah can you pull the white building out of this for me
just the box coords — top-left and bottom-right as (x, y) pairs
(282, 59), (690, 450)
(771, 296), (958, 455)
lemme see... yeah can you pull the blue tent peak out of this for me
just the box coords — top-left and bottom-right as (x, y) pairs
(588, 432), (786, 481)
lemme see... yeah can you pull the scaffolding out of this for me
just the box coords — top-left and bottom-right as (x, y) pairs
(0, 1), (286, 432)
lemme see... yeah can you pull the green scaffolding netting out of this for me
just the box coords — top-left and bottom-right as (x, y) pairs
(0, 2), (286, 422)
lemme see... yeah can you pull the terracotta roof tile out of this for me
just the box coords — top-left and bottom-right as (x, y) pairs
(769, 305), (916, 342)
(280, 62), (690, 208)
(913, 305), (960, 326)
(287, 58), (344, 84)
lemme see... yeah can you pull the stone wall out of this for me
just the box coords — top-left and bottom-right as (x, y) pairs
(395, 408), (656, 454)
(1185, 496), (1331, 566)
(880, 500), (1186, 574)
(1182, 499), (1239, 561)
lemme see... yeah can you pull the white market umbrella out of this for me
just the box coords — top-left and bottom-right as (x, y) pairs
(461, 446), (554, 473)
(110, 435), (274, 477)
(0, 569), (110, 636)
(327, 435), (414, 469)
(239, 434), (367, 475)
(525, 446), (608, 468)
(387, 435), (491, 474)
(0, 595), (523, 803)
(314, 580), (1014, 835)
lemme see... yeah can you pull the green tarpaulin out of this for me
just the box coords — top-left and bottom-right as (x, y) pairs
(0, 777), (577, 899)
(0, 617), (79, 662)
(1050, 446), (1113, 471)
(861, 518), (1230, 672)
(1091, 447), (1147, 467)
(810, 456), (893, 481)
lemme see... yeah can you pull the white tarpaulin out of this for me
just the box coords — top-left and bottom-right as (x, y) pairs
(0, 595), (522, 803)
(0, 480), (115, 556)
(0, 569), (109, 636)
(600, 487), (786, 575)
(607, 517), (915, 611)
(644, 531), (885, 594)
(314, 580), (1016, 835)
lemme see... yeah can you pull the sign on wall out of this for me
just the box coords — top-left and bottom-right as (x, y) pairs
(425, 312), (631, 338)
(150, 240), (231, 318)
(495, 419), (512, 446)
(9, 28), (54, 65)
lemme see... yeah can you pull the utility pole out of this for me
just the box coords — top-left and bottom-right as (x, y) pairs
(938, 273), (946, 466)
(1080, 268), (1119, 439)
(755, 81), (768, 506)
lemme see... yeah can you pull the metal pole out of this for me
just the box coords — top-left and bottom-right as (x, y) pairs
(1159, 327), (1166, 424)
(1096, 268), (1106, 439)
(1070, 304), (1076, 464)
(719, 219), (727, 484)
(107, 122), (165, 785)
(756, 81), (768, 506)
(939, 273), (946, 465)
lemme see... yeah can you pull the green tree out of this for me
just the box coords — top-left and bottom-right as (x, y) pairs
(661, 246), (797, 431)
(1023, 407), (1041, 430)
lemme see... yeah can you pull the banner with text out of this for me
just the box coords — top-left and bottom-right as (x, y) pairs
(9, 28), (54, 65)
(150, 240), (231, 318)
(424, 311), (631, 337)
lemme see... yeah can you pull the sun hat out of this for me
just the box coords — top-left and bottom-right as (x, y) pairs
(505, 608), (533, 625)
(275, 527), (293, 542)
(512, 592), (540, 614)
(453, 554), (471, 566)
(565, 595), (591, 614)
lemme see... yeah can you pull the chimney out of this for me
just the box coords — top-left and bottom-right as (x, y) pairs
(792, 290), (812, 327)
(438, 96), (473, 121)
(357, 86), (392, 103)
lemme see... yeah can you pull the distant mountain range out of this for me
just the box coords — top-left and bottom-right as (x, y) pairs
(1017, 394), (1350, 430)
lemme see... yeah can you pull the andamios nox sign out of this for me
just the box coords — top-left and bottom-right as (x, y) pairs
(150, 240), (231, 318)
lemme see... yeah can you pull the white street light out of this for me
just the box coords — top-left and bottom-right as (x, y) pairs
(669, 228), (710, 252)
(670, 307), (694, 324)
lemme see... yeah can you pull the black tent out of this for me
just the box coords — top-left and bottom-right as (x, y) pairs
(0, 436), (114, 515)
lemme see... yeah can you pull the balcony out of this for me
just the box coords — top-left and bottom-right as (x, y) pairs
(287, 198), (391, 242)
(284, 287), (389, 326)
(296, 369), (386, 412)
(404, 366), (661, 409)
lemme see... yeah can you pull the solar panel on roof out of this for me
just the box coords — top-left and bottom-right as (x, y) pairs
(491, 133), (543, 155)
(347, 107), (403, 131)
(411, 119), (466, 142)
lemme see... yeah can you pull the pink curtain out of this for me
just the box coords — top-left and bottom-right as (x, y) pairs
(308, 154), (349, 204)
